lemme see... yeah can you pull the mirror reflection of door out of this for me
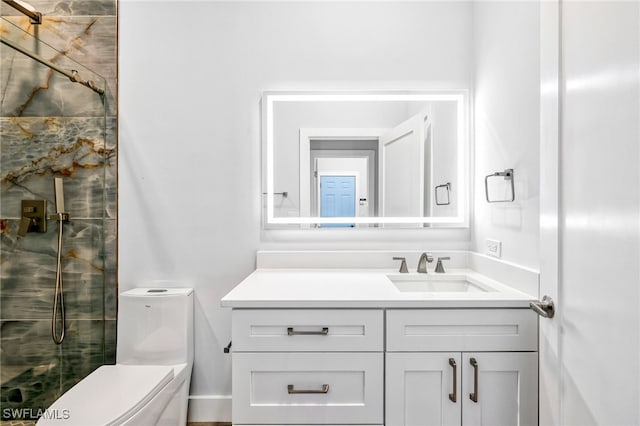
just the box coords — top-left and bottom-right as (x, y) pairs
(309, 140), (378, 226)
(380, 112), (432, 223)
(271, 93), (466, 226)
(317, 174), (357, 228)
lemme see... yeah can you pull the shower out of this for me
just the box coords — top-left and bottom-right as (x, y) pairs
(3, 0), (103, 347)
(51, 178), (68, 345)
(1, 1), (117, 422)
(2, 0), (40, 24)
(1, 0), (103, 96)
(15, 178), (70, 345)
(1, 36), (105, 96)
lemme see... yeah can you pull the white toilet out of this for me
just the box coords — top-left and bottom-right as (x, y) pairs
(37, 287), (194, 426)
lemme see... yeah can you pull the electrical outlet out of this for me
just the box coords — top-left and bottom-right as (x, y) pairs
(486, 239), (502, 258)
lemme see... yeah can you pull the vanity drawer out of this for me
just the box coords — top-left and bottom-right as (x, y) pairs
(232, 309), (383, 352)
(232, 352), (383, 425)
(386, 309), (538, 352)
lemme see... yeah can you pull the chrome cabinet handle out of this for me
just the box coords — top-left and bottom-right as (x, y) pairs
(449, 358), (457, 403)
(287, 384), (330, 394)
(287, 327), (329, 336)
(469, 358), (478, 403)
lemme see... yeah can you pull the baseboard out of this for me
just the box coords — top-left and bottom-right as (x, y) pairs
(188, 395), (231, 422)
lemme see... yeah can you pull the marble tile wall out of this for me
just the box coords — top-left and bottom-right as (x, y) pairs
(0, 0), (117, 421)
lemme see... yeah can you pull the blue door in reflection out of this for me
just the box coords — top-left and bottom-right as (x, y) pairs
(319, 175), (356, 228)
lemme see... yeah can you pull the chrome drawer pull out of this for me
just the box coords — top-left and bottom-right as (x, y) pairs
(287, 384), (330, 394)
(287, 327), (329, 336)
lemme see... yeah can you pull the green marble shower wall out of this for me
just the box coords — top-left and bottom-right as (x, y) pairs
(0, 1), (117, 421)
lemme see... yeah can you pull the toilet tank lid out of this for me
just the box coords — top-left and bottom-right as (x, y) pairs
(121, 287), (193, 296)
(37, 365), (174, 426)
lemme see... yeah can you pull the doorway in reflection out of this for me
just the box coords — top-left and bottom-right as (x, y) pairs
(310, 139), (378, 225)
(265, 91), (467, 227)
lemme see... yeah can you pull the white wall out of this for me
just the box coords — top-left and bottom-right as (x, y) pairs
(431, 101), (459, 217)
(471, 1), (541, 269)
(119, 1), (473, 419)
(119, 1), (640, 423)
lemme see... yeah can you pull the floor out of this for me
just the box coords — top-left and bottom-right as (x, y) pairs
(187, 422), (231, 426)
(2, 422), (230, 426)
(189, 424), (231, 426)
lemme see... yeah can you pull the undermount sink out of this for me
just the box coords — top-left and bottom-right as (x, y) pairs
(387, 273), (494, 293)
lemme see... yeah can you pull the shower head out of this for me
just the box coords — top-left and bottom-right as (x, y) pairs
(54, 178), (65, 214)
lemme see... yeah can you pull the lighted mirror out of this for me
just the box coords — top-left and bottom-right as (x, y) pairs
(262, 91), (468, 228)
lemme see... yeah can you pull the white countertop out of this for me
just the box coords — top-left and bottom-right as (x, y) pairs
(220, 268), (536, 308)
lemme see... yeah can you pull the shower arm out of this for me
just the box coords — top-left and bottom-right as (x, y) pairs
(0, 35), (105, 95)
(2, 0), (41, 24)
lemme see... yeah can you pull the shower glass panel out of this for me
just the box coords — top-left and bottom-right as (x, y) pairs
(0, 17), (113, 423)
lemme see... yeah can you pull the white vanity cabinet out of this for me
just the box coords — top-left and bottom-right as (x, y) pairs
(385, 309), (539, 426)
(223, 267), (541, 426)
(231, 309), (384, 425)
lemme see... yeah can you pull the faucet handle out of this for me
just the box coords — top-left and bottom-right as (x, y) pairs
(17, 216), (34, 237)
(392, 257), (409, 273)
(434, 257), (451, 273)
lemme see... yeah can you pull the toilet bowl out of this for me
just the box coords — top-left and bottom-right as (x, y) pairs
(37, 287), (194, 426)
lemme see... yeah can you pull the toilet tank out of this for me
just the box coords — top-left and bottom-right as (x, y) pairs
(116, 287), (194, 366)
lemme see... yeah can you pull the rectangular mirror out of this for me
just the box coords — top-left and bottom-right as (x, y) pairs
(262, 91), (468, 228)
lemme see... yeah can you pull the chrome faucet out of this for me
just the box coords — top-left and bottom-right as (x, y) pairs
(417, 252), (433, 273)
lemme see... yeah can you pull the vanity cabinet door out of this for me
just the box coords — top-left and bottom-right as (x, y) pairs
(386, 353), (462, 426)
(461, 352), (538, 426)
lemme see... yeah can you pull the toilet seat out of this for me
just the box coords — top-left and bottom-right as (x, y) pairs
(37, 365), (174, 426)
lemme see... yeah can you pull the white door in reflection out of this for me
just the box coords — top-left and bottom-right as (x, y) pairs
(380, 112), (431, 219)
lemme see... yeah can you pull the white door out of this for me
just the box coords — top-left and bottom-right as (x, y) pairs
(386, 352), (461, 426)
(380, 112), (431, 218)
(538, 1), (562, 425)
(540, 2), (640, 425)
(461, 352), (538, 426)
